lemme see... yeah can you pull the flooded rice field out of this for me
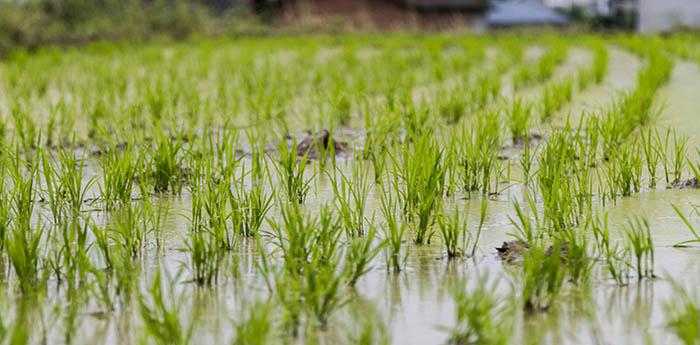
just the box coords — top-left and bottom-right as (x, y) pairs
(0, 34), (699, 345)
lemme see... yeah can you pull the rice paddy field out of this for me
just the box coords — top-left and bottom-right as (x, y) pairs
(0, 32), (700, 345)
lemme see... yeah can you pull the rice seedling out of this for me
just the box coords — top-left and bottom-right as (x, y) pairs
(379, 182), (407, 273)
(98, 144), (142, 209)
(513, 43), (567, 90)
(394, 133), (445, 245)
(506, 98), (533, 144)
(236, 182), (274, 238)
(186, 188), (225, 286)
(438, 88), (469, 124)
(150, 132), (185, 194)
(344, 225), (384, 287)
(557, 227), (593, 285)
(537, 130), (584, 231)
(540, 78), (573, 122)
(459, 111), (501, 195)
(331, 162), (372, 237)
(519, 143), (537, 186)
(688, 149), (700, 184)
(671, 204), (700, 247)
(438, 209), (469, 259)
(470, 73), (501, 110)
(7, 156), (46, 294)
(591, 214), (630, 286)
(640, 128), (662, 188)
(624, 216), (655, 280)
(605, 141), (643, 197)
(521, 242), (566, 312)
(509, 194), (541, 245)
(274, 139), (313, 204)
(671, 132), (688, 185)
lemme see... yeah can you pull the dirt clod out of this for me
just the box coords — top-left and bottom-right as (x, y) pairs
(296, 129), (348, 159)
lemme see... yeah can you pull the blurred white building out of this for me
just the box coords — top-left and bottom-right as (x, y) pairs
(638, 0), (700, 33)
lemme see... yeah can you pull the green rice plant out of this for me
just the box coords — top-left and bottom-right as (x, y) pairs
(271, 202), (327, 276)
(663, 281), (700, 345)
(56, 150), (94, 215)
(379, 182), (407, 273)
(40, 149), (63, 224)
(576, 67), (594, 90)
(438, 88), (468, 124)
(557, 228), (593, 285)
(671, 132), (688, 185)
(592, 43), (609, 84)
(671, 204), (700, 247)
(689, 149), (700, 184)
(108, 204), (149, 259)
(6, 219), (45, 294)
(232, 301), (273, 345)
(537, 130), (584, 231)
(7, 156), (46, 293)
(331, 162), (371, 237)
(470, 73), (501, 110)
(191, 165), (234, 250)
(302, 252), (350, 328)
(99, 145), (142, 209)
(447, 275), (512, 345)
(459, 111), (501, 195)
(273, 139), (312, 204)
(437, 209), (469, 259)
(506, 98), (533, 144)
(509, 193), (541, 245)
(394, 133), (445, 245)
(11, 107), (39, 150)
(40, 149), (94, 221)
(53, 217), (95, 293)
(344, 225), (384, 287)
(519, 142), (537, 186)
(471, 198), (488, 257)
(640, 128), (662, 188)
(330, 92), (352, 126)
(150, 132), (185, 194)
(270, 203), (349, 327)
(513, 43), (567, 90)
(540, 78), (573, 122)
(139, 271), (193, 345)
(624, 216), (655, 280)
(236, 183), (274, 238)
(186, 189), (225, 286)
(590, 213), (630, 286)
(605, 142), (643, 197)
(521, 242), (566, 312)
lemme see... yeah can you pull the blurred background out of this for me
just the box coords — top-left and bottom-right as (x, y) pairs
(1, 0), (698, 56)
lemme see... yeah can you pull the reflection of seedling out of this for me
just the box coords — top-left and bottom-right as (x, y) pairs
(447, 275), (512, 345)
(663, 279), (700, 345)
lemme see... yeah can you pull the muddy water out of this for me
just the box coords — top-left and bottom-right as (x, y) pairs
(657, 60), (700, 147)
